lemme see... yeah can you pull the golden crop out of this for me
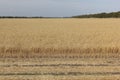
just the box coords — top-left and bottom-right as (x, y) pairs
(0, 18), (120, 57)
(0, 18), (120, 80)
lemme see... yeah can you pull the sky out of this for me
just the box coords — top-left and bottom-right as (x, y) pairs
(0, 0), (120, 17)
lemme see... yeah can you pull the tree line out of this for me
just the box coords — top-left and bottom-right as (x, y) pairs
(72, 11), (120, 18)
(0, 16), (44, 18)
(1, 11), (120, 18)
(0, 16), (66, 18)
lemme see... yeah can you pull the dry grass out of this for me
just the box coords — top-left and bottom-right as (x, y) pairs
(0, 18), (120, 57)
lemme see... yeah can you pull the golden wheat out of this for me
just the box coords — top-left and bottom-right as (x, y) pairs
(0, 18), (120, 57)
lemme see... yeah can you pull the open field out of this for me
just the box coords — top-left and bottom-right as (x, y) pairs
(0, 18), (120, 80)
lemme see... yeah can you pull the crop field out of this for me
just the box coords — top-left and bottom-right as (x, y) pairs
(0, 18), (120, 80)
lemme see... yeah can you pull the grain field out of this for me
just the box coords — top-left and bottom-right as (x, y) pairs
(0, 18), (120, 80)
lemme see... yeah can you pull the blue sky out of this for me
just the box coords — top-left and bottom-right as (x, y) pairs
(0, 0), (120, 17)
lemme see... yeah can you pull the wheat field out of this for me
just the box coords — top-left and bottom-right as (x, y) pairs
(0, 19), (120, 57)
(0, 18), (120, 80)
